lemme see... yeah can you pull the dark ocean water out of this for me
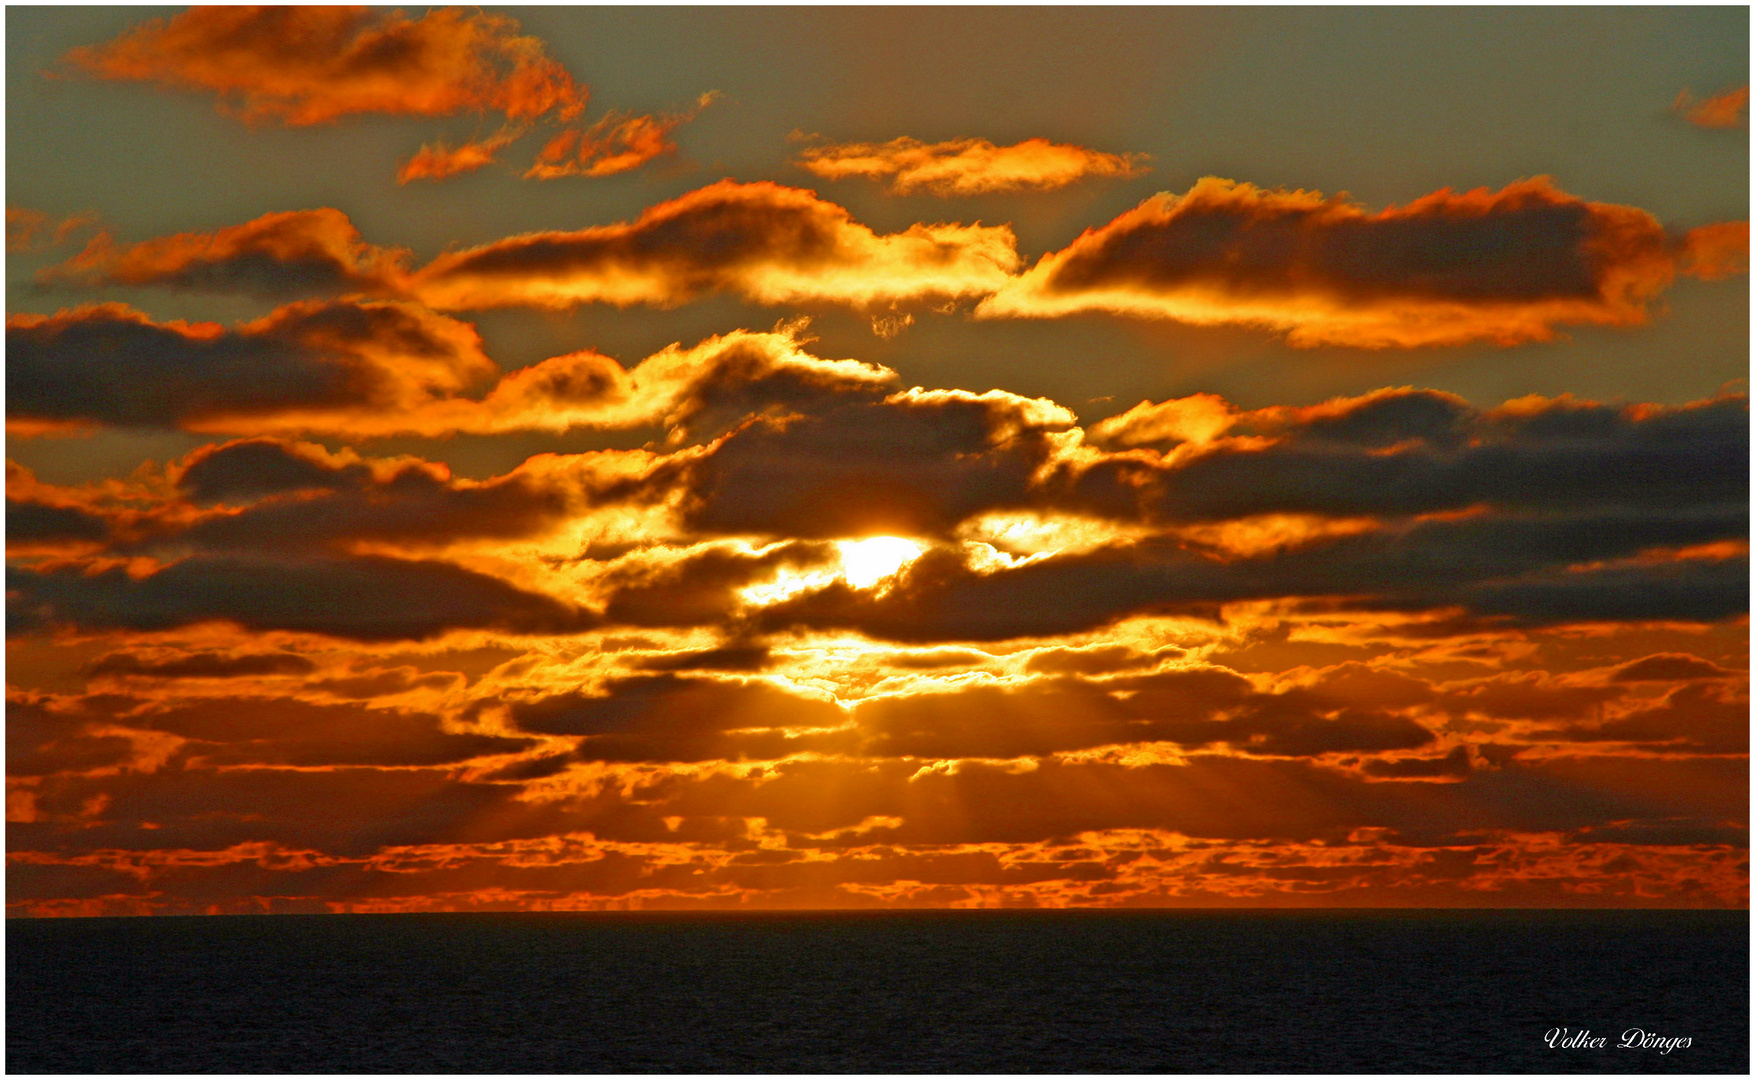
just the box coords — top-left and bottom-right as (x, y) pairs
(7, 908), (1747, 1073)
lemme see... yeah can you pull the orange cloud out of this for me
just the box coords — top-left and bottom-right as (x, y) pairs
(527, 92), (720, 180)
(41, 209), (411, 297)
(65, 6), (586, 126)
(6, 207), (97, 253)
(1680, 221), (1749, 281)
(412, 180), (1020, 310)
(979, 176), (1746, 348)
(796, 135), (1150, 195)
(1674, 84), (1749, 129)
(397, 124), (527, 184)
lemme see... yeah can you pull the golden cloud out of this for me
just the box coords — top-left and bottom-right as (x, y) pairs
(796, 135), (1150, 196)
(412, 180), (1020, 310)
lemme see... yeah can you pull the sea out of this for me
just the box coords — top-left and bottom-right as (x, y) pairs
(7, 908), (1748, 1074)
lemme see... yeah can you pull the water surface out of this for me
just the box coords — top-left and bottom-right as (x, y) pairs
(8, 908), (1747, 1072)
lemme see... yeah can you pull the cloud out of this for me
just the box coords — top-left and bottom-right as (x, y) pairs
(354, 322), (896, 441)
(164, 438), (597, 552)
(1361, 746), (1474, 780)
(8, 661), (1747, 911)
(131, 697), (536, 768)
(65, 6), (585, 127)
(1674, 85), (1749, 129)
(978, 176), (1746, 347)
(634, 643), (774, 673)
(397, 124), (528, 183)
(1065, 390), (1750, 524)
(86, 651), (316, 680)
(412, 180), (1020, 311)
(674, 387), (1074, 540)
(41, 209), (411, 297)
(507, 674), (849, 762)
(9, 367), (1743, 645)
(7, 299), (493, 430)
(7, 308), (893, 444)
(8, 760), (560, 858)
(746, 504), (1745, 643)
(42, 178), (1738, 357)
(850, 669), (1434, 760)
(795, 135), (1149, 196)
(527, 92), (719, 180)
(7, 207), (97, 253)
(599, 542), (838, 628)
(1558, 682), (1749, 754)
(7, 498), (110, 545)
(1679, 221), (1749, 281)
(1612, 653), (1741, 683)
(9, 554), (597, 642)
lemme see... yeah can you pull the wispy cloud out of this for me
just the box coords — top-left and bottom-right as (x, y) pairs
(527, 92), (720, 180)
(397, 124), (529, 184)
(796, 135), (1149, 195)
(65, 6), (586, 126)
(1674, 84), (1749, 129)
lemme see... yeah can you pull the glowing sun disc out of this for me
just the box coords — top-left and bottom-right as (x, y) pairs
(837, 536), (923, 588)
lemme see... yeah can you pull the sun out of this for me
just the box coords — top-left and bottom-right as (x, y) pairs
(836, 536), (924, 588)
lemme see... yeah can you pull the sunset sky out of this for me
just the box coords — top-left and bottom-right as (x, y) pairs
(6, 6), (1749, 915)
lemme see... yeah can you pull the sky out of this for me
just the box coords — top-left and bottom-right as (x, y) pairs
(5, 5), (1749, 915)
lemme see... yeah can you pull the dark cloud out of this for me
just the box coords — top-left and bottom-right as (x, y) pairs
(1462, 556), (1748, 626)
(13, 764), (569, 858)
(6, 499), (110, 543)
(1362, 746), (1474, 780)
(1024, 644), (1176, 676)
(7, 300), (494, 428)
(133, 697), (536, 768)
(634, 643), (775, 673)
(1066, 392), (1749, 525)
(176, 438), (368, 504)
(679, 390), (1070, 539)
(508, 674), (851, 763)
(1612, 653), (1741, 682)
(510, 667), (1434, 763)
(981, 177), (1746, 348)
(880, 648), (995, 670)
(9, 554), (596, 642)
(6, 696), (141, 778)
(750, 501), (1745, 642)
(310, 668), (463, 700)
(600, 543), (834, 627)
(637, 752), (1746, 848)
(167, 441), (584, 552)
(1557, 682), (1749, 754)
(86, 651), (316, 680)
(1571, 819), (1749, 847)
